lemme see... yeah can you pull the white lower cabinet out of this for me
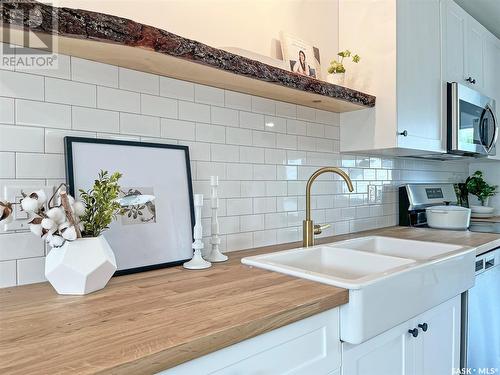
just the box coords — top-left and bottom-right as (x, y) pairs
(161, 296), (461, 375)
(160, 308), (341, 375)
(342, 295), (461, 375)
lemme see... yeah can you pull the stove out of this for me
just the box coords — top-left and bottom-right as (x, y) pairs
(399, 183), (500, 234)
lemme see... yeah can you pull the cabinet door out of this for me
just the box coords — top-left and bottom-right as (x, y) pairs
(413, 296), (461, 375)
(466, 18), (485, 90)
(443, 0), (467, 84)
(342, 319), (415, 375)
(396, 0), (443, 152)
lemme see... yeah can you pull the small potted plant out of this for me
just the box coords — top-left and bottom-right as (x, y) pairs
(327, 49), (360, 86)
(0, 170), (123, 295)
(466, 171), (498, 216)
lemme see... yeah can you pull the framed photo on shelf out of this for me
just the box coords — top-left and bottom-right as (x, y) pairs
(65, 137), (194, 275)
(280, 32), (322, 80)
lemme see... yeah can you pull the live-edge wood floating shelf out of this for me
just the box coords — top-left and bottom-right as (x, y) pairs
(0, 1), (375, 113)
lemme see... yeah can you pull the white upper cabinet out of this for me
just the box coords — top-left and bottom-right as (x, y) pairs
(442, 0), (485, 90)
(339, 0), (444, 156)
(340, 0), (499, 157)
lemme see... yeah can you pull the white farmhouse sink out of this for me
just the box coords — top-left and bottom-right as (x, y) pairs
(327, 236), (465, 260)
(242, 236), (476, 344)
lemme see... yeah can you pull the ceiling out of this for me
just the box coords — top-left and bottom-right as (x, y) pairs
(454, 0), (500, 39)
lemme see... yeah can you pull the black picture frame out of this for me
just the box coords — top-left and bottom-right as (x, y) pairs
(64, 137), (195, 276)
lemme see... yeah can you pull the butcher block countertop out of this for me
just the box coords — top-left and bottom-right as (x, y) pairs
(1, 226), (500, 375)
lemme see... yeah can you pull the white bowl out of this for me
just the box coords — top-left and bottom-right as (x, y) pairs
(470, 206), (495, 214)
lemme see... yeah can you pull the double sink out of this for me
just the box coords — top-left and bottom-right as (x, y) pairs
(242, 236), (476, 344)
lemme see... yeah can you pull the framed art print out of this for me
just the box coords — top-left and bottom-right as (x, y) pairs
(65, 137), (194, 275)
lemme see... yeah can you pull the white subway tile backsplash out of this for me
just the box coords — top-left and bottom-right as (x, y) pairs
(0, 125), (44, 152)
(239, 111), (264, 130)
(179, 101), (210, 123)
(211, 144), (239, 162)
(254, 197), (277, 214)
(226, 127), (252, 146)
(17, 257), (46, 285)
(160, 77), (194, 101)
(286, 119), (307, 135)
(0, 48), (470, 288)
(240, 214), (264, 232)
(120, 113), (161, 137)
(161, 118), (195, 140)
(227, 163), (252, 180)
(0, 70), (44, 100)
(196, 123), (225, 143)
(252, 131), (276, 148)
(264, 116), (286, 134)
(141, 94), (177, 118)
(119, 68), (159, 94)
(276, 134), (297, 150)
(240, 146), (265, 163)
(0, 98), (14, 124)
(45, 129), (96, 153)
(0, 260), (16, 288)
(16, 100), (71, 129)
(211, 106), (238, 127)
(251, 96), (276, 115)
(225, 91), (252, 111)
(275, 102), (297, 118)
(226, 232), (253, 251)
(195, 84), (225, 106)
(97, 86), (140, 113)
(16, 153), (65, 179)
(0, 232), (44, 261)
(72, 107), (119, 133)
(71, 57), (119, 87)
(253, 165), (276, 180)
(45, 78), (96, 107)
(227, 198), (252, 216)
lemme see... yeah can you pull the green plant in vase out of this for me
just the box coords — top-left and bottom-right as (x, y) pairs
(328, 50), (360, 75)
(465, 170), (498, 206)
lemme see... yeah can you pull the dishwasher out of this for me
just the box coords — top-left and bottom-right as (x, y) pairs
(461, 247), (500, 371)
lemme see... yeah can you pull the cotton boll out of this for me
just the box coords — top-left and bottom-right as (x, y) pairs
(61, 225), (77, 241)
(47, 234), (65, 248)
(29, 223), (43, 237)
(0, 201), (13, 223)
(46, 207), (65, 224)
(33, 190), (47, 206)
(21, 197), (39, 213)
(72, 201), (86, 217)
(41, 218), (57, 233)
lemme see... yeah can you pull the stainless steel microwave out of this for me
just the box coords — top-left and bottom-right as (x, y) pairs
(447, 82), (498, 156)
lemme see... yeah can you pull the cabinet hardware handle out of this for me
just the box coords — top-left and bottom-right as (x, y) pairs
(466, 77), (476, 84)
(408, 328), (419, 337)
(418, 323), (428, 332)
(398, 130), (408, 137)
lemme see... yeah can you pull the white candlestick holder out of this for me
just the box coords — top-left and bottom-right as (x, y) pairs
(206, 176), (228, 262)
(183, 194), (211, 270)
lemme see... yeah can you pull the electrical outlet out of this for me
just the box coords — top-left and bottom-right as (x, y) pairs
(368, 185), (377, 204)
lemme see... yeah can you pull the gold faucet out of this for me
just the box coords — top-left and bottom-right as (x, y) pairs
(303, 167), (354, 247)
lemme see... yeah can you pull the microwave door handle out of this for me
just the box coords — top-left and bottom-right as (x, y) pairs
(479, 109), (498, 154)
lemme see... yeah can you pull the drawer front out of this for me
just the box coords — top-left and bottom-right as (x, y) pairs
(159, 308), (341, 375)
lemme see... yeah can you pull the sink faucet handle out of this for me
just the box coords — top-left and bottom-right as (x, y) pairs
(314, 223), (331, 235)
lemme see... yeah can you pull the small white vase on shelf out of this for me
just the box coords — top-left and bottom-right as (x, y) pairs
(327, 73), (345, 86)
(45, 236), (117, 295)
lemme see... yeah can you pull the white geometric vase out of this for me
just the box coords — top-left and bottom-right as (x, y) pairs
(45, 236), (117, 295)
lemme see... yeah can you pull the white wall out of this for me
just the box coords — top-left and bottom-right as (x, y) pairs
(53, 0), (339, 78)
(0, 45), (470, 287)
